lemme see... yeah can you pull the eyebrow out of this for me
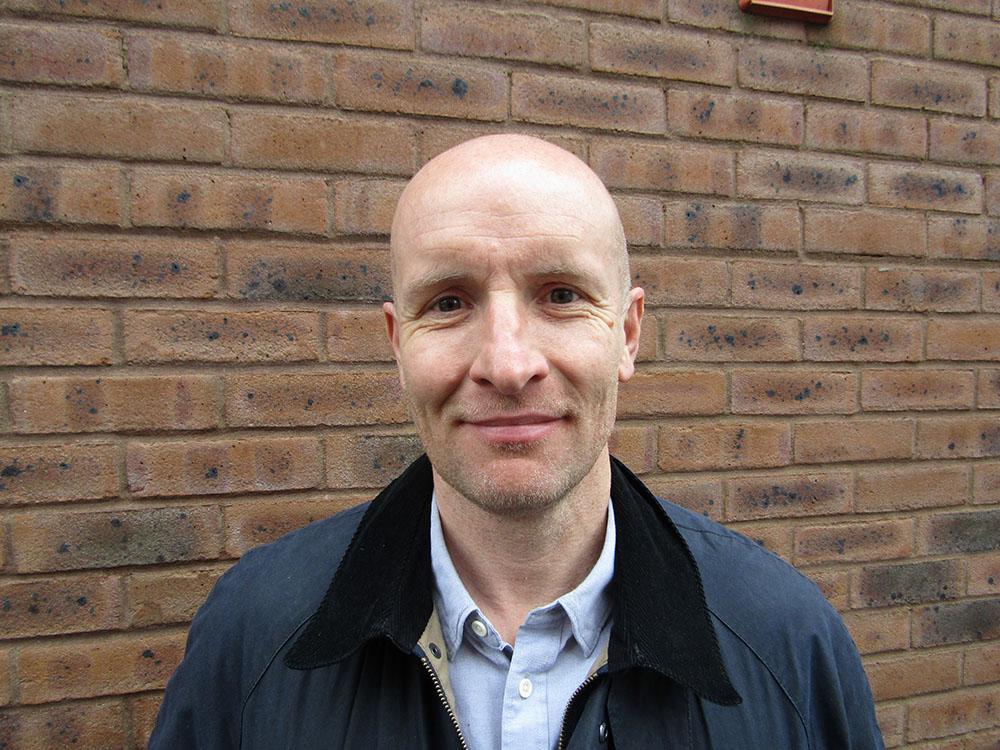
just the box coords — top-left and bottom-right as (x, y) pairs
(400, 263), (609, 300)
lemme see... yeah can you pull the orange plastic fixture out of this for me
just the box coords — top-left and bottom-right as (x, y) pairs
(739, 0), (833, 23)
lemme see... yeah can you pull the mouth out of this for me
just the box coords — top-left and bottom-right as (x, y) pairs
(462, 413), (562, 444)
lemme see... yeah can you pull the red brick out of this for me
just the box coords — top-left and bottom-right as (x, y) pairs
(930, 120), (1000, 166)
(806, 570), (848, 611)
(872, 59), (986, 117)
(224, 497), (360, 556)
(918, 416), (1000, 459)
(230, 110), (414, 174)
(862, 370), (975, 411)
(0, 700), (125, 749)
(4, 0), (222, 28)
(613, 195), (663, 247)
(804, 317), (922, 362)
(737, 150), (864, 204)
(591, 139), (732, 195)
(805, 207), (926, 257)
(865, 652), (961, 702)
(928, 217), (1000, 261)
(11, 505), (223, 573)
(627, 256), (727, 306)
(731, 370), (856, 415)
(0, 442), (118, 505)
(739, 44), (867, 101)
(727, 522), (793, 560)
(981, 367), (1000, 407)
(935, 13), (1000, 66)
(131, 693), (164, 749)
(664, 314), (798, 362)
(794, 518), (910, 564)
(126, 436), (322, 498)
(0, 163), (121, 226)
(335, 53), (506, 121)
(908, 685), (1000, 740)
(591, 22), (733, 86)
(663, 201), (799, 251)
(128, 566), (225, 627)
(130, 168), (329, 235)
(857, 466), (968, 513)
(617, 369), (727, 417)
(928, 319), (1000, 361)
(667, 89), (802, 145)
(667, 0), (804, 39)
(530, 0), (661, 19)
(327, 307), (395, 362)
(966, 642), (1000, 685)
(727, 471), (852, 521)
(0, 22), (122, 86)
(0, 307), (113, 365)
(974, 462), (1000, 504)
(12, 92), (226, 163)
(333, 178), (405, 236)
(966, 728), (1000, 750)
(0, 651), (8, 707)
(643, 477), (723, 520)
(9, 374), (217, 434)
(226, 243), (391, 303)
(888, 0), (989, 11)
(794, 418), (912, 464)
(986, 271), (1000, 311)
(608, 425), (658, 474)
(805, 103), (925, 158)
(326, 432), (424, 488)
(0, 574), (121, 639)
(513, 72), (665, 134)
(877, 703), (904, 748)
(806, 2), (930, 56)
(855, 559), (963, 609)
(20, 631), (185, 704)
(225, 371), (406, 427)
(992, 78), (1000, 119)
(127, 32), (325, 103)
(918, 509), (1000, 555)
(422, 4), (583, 67)
(914, 599), (1000, 649)
(865, 267), (978, 313)
(229, 0), (413, 48)
(657, 421), (791, 471)
(731, 261), (859, 310)
(10, 235), (219, 298)
(124, 309), (319, 363)
(841, 608), (908, 654)
(638, 318), (660, 362)
(968, 554), (1000, 597)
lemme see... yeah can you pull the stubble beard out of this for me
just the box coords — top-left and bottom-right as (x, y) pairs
(410, 390), (617, 518)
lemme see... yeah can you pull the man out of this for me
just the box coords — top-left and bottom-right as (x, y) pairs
(149, 135), (884, 749)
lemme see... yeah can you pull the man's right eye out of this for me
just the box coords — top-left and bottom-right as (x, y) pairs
(434, 296), (463, 313)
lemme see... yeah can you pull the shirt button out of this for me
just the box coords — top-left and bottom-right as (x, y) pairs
(518, 677), (533, 699)
(470, 619), (488, 638)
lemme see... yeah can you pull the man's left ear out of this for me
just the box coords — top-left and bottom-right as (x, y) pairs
(618, 287), (644, 383)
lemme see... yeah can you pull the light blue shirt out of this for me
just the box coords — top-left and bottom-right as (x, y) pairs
(429, 496), (616, 750)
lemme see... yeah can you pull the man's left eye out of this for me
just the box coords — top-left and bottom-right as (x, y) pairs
(548, 288), (578, 304)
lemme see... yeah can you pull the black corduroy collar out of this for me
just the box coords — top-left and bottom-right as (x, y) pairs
(285, 454), (740, 706)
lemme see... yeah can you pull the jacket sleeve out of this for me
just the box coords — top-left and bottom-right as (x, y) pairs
(147, 562), (250, 750)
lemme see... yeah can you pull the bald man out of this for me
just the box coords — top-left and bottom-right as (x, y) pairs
(150, 136), (884, 750)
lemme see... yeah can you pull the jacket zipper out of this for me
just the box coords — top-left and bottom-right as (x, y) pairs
(556, 670), (603, 750)
(419, 656), (470, 750)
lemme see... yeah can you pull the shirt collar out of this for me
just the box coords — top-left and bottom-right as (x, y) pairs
(429, 495), (616, 660)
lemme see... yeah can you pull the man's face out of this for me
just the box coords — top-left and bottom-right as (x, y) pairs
(385, 150), (642, 516)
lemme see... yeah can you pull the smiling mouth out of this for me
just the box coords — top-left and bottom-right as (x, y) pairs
(463, 414), (562, 443)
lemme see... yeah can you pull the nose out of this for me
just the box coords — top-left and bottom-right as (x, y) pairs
(469, 296), (549, 395)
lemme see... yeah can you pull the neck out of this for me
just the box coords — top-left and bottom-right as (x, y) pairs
(433, 452), (611, 645)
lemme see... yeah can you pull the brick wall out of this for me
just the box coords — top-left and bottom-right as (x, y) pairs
(1, 0), (998, 746)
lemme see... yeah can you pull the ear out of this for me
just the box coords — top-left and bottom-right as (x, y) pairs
(618, 287), (644, 383)
(383, 301), (406, 390)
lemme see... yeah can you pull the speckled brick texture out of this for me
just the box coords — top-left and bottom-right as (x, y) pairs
(1, 0), (999, 746)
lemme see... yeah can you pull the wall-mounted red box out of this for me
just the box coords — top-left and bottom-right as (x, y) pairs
(739, 0), (833, 23)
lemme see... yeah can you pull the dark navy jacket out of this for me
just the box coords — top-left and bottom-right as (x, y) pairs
(149, 456), (885, 749)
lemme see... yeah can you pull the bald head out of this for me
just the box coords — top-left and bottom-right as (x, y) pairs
(390, 134), (630, 304)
